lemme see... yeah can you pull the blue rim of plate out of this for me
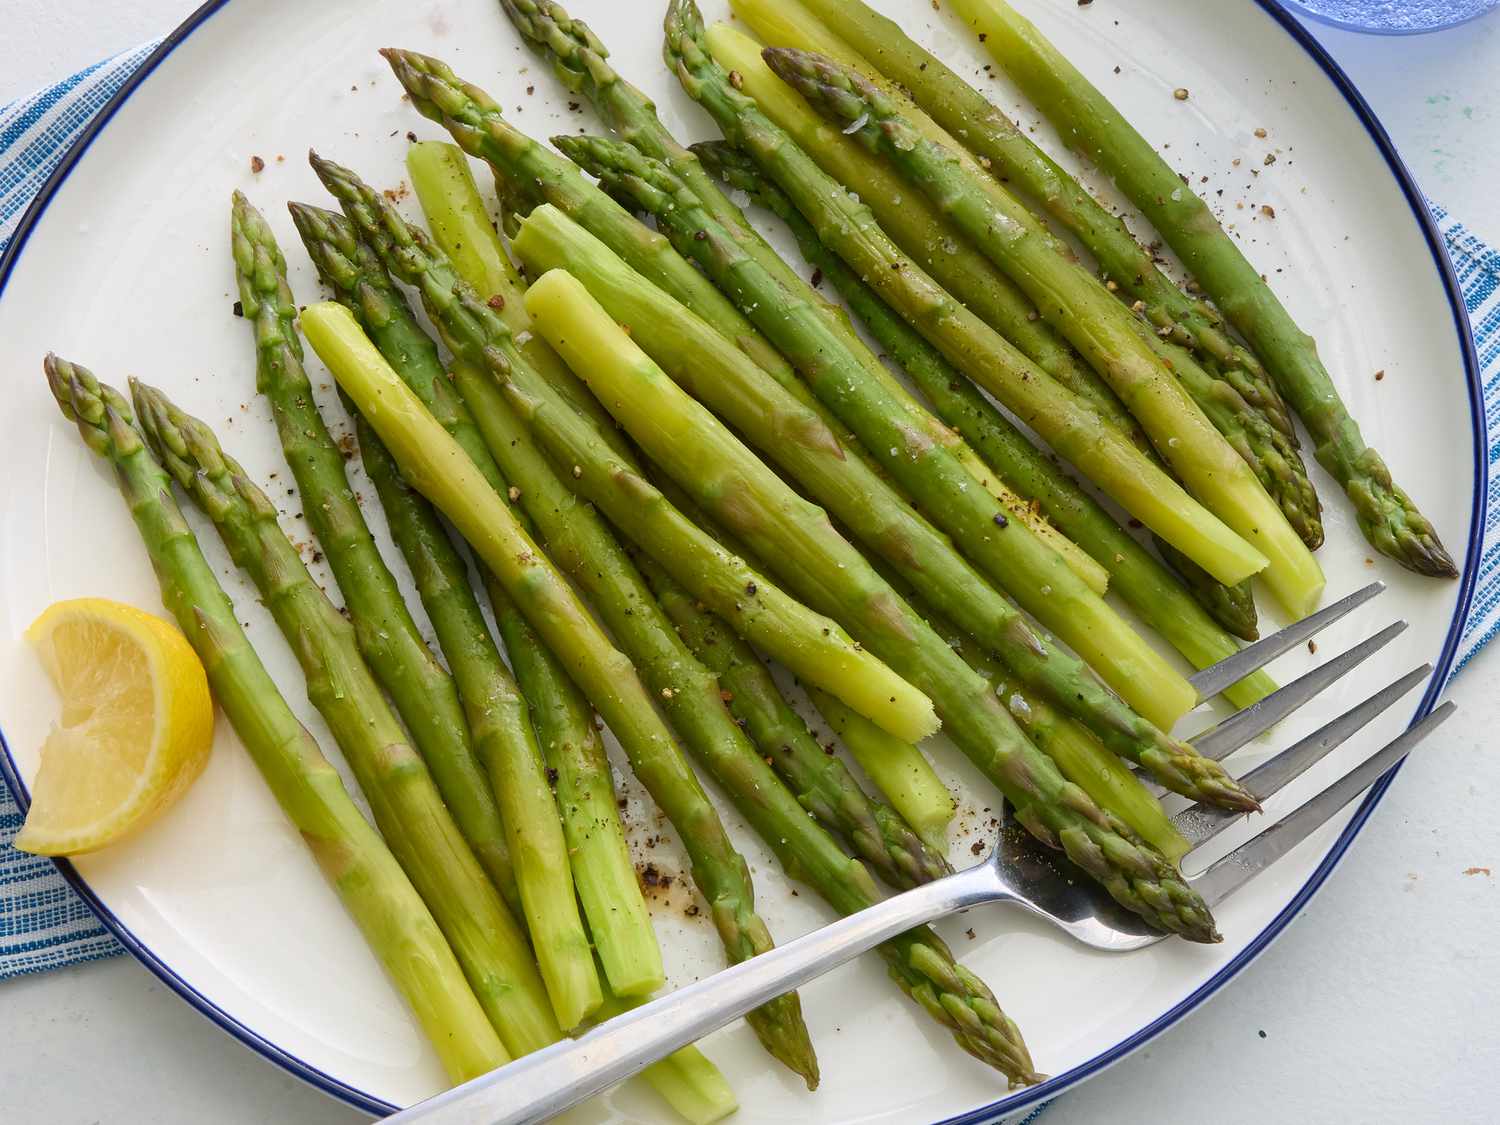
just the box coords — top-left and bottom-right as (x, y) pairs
(0, 0), (1483, 1120)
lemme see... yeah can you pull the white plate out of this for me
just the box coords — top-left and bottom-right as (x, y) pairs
(0, 1), (1480, 1121)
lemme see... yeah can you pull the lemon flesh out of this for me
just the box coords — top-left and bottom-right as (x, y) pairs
(16, 598), (214, 856)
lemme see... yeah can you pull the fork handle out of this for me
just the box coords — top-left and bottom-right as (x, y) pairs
(386, 861), (1008, 1124)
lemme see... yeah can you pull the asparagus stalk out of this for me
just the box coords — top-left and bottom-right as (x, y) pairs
(405, 140), (622, 449)
(305, 300), (1040, 1084)
(590, 984), (738, 1125)
(558, 132), (1191, 730)
(308, 154), (937, 744)
(747, 0), (1304, 447)
(762, 49), (1325, 620)
(692, 137), (1276, 707)
(42, 357), (505, 1084)
(806, 688), (955, 855)
(288, 200), (665, 1002)
(953, 0), (1454, 577)
(496, 0), (1105, 594)
(646, 472), (959, 867)
(664, 1), (1262, 592)
(228, 194), (517, 903)
(354, 415), (605, 1028)
(129, 379), (560, 1059)
(642, 551), (952, 890)
(702, 19), (1131, 436)
(523, 267), (1220, 941)
(512, 204), (1256, 810)
(302, 300), (818, 1085)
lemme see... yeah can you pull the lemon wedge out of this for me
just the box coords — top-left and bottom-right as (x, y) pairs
(16, 598), (214, 856)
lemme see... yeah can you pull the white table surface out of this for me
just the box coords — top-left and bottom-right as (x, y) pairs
(3, 5), (1498, 1124)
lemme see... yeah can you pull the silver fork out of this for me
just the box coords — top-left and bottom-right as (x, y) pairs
(387, 582), (1455, 1124)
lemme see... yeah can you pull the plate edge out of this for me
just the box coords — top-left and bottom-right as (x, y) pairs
(0, 1), (1483, 1121)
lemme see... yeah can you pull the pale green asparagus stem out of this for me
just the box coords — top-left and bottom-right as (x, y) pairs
(807, 688), (954, 854)
(356, 415), (603, 1029)
(641, 552), (952, 890)
(405, 140), (621, 447)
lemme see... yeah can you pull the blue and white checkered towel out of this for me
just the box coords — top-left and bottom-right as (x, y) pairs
(2, 42), (1498, 1000)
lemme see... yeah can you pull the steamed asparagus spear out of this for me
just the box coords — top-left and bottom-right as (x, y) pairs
(301, 300), (818, 1086)
(229, 194), (517, 904)
(287, 199), (664, 1003)
(663, 0), (1262, 591)
(806, 688), (955, 855)
(129, 380), (560, 1059)
(304, 299), (1037, 1084)
(745, 0), (1306, 453)
(953, 0), (1454, 577)
(495, 0), (1105, 593)
(762, 48), (1325, 620)
(308, 152), (937, 745)
(512, 203), (1256, 810)
(523, 266), (1220, 941)
(405, 140), (623, 451)
(354, 415), (605, 1028)
(42, 357), (505, 1084)
(691, 138), (1276, 708)
(558, 132), (1190, 730)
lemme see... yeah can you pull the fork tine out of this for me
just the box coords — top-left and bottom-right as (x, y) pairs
(1189, 702), (1456, 907)
(1189, 621), (1407, 762)
(1172, 664), (1432, 849)
(1188, 581), (1385, 701)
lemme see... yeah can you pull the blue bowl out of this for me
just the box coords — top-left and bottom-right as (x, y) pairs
(1278, 0), (1500, 33)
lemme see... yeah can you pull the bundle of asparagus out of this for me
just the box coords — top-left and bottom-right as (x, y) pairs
(35, 0), (1457, 1105)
